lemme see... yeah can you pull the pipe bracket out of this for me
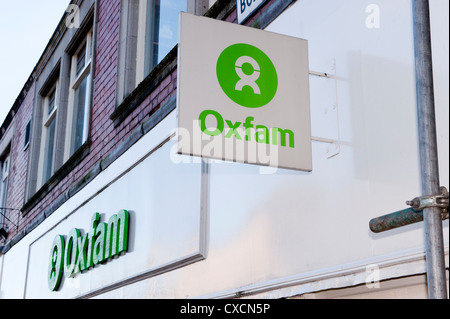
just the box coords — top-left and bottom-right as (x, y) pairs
(406, 186), (449, 219)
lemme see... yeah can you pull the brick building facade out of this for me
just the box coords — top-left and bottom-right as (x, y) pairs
(1, 0), (271, 251)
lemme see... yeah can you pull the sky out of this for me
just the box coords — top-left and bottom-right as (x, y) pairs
(0, 0), (71, 125)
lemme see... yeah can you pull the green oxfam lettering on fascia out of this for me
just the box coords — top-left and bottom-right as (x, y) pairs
(48, 210), (130, 291)
(198, 43), (295, 148)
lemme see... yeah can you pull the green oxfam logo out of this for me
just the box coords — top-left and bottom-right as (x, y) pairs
(48, 210), (130, 291)
(216, 43), (278, 108)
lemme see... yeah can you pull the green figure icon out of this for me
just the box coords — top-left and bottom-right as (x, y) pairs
(235, 55), (261, 94)
(217, 43), (278, 108)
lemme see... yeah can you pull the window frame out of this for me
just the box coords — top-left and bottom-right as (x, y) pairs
(65, 30), (93, 160)
(116, 0), (208, 107)
(0, 153), (10, 227)
(23, 119), (32, 150)
(37, 80), (59, 187)
(137, 0), (187, 83)
(24, 0), (96, 206)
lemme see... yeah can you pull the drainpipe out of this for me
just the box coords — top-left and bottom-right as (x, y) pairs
(412, 0), (448, 299)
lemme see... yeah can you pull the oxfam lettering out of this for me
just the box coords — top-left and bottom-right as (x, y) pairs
(216, 43), (278, 108)
(199, 110), (295, 148)
(48, 210), (130, 291)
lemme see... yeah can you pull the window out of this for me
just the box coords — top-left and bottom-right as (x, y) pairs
(136, 0), (187, 83)
(40, 82), (59, 185)
(24, 119), (31, 149)
(0, 154), (10, 227)
(24, 0), (95, 204)
(117, 0), (199, 104)
(65, 30), (93, 159)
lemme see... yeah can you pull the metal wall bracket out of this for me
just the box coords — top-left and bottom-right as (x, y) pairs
(406, 186), (449, 219)
(309, 60), (341, 159)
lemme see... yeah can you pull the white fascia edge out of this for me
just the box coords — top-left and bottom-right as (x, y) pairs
(198, 244), (449, 299)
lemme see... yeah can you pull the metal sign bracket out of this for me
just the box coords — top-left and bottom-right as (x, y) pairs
(309, 60), (341, 159)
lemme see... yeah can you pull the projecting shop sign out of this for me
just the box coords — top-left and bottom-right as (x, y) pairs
(177, 13), (312, 172)
(237, 0), (269, 24)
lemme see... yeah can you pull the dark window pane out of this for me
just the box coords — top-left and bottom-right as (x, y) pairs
(71, 74), (89, 154)
(43, 117), (56, 183)
(76, 45), (86, 77)
(24, 120), (31, 148)
(48, 91), (56, 115)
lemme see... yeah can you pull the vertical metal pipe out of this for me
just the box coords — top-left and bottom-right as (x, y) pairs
(412, 0), (448, 299)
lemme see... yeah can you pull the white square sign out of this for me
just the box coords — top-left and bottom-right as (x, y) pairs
(177, 13), (312, 172)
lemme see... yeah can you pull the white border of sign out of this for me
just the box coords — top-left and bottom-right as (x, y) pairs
(177, 13), (312, 172)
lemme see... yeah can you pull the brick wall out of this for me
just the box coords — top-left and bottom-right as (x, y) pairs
(3, 0), (179, 241)
(3, 82), (35, 231)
